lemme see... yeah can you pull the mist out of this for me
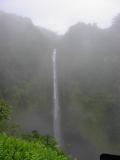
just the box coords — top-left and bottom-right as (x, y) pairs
(0, 4), (120, 160)
(1, 0), (120, 34)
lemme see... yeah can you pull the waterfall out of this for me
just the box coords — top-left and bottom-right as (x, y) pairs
(52, 48), (62, 146)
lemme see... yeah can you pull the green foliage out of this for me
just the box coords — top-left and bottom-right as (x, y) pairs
(0, 99), (20, 136)
(57, 15), (120, 156)
(0, 99), (11, 121)
(0, 120), (21, 137)
(0, 134), (70, 160)
(22, 130), (57, 149)
(1, 11), (120, 159)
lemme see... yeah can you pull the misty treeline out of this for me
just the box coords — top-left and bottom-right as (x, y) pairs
(0, 11), (120, 160)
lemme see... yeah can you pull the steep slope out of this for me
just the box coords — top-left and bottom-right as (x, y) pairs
(57, 20), (120, 159)
(0, 11), (57, 135)
(1, 11), (120, 160)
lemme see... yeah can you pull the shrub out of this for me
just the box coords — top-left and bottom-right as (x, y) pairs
(0, 99), (12, 121)
(0, 134), (70, 160)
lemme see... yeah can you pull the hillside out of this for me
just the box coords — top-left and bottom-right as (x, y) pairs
(0, 11), (57, 135)
(0, 11), (120, 160)
(57, 16), (120, 158)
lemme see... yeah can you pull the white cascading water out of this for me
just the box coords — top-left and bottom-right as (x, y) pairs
(52, 48), (62, 146)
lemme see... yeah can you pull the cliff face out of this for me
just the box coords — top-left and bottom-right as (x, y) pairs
(0, 11), (120, 160)
(0, 11), (57, 135)
(57, 21), (120, 158)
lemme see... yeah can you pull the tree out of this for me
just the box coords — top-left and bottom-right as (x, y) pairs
(112, 13), (120, 30)
(0, 99), (11, 121)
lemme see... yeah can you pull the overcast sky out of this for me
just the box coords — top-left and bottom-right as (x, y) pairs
(0, 0), (120, 34)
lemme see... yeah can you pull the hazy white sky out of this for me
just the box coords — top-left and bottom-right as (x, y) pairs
(0, 0), (120, 34)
